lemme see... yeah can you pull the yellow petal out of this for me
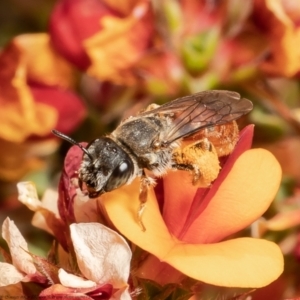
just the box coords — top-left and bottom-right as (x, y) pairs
(181, 149), (282, 243)
(14, 33), (74, 88)
(166, 237), (283, 288)
(255, 0), (300, 76)
(101, 173), (284, 287)
(84, 2), (152, 84)
(101, 179), (175, 258)
(0, 37), (58, 142)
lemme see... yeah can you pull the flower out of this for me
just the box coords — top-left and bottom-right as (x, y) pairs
(0, 33), (86, 180)
(0, 33), (84, 142)
(49, 0), (154, 85)
(55, 124), (284, 288)
(0, 218), (41, 287)
(0, 217), (132, 299)
(40, 222), (132, 300)
(99, 125), (284, 287)
(253, 0), (300, 77)
(17, 181), (67, 248)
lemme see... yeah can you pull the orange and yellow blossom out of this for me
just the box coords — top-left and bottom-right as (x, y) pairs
(0, 33), (86, 181)
(0, 33), (80, 143)
(0, 218), (39, 287)
(100, 126), (284, 288)
(49, 0), (154, 85)
(39, 222), (132, 300)
(0, 215), (132, 299)
(253, 0), (300, 77)
(25, 125), (283, 289)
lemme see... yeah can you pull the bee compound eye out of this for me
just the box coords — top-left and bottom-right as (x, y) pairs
(105, 159), (134, 192)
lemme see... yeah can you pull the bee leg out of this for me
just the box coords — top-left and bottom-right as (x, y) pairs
(191, 166), (201, 185)
(171, 162), (202, 184)
(138, 172), (155, 231)
(138, 179), (147, 232)
(172, 138), (220, 187)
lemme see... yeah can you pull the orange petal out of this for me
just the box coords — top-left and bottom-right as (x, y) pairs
(162, 170), (199, 238)
(0, 139), (47, 181)
(0, 37), (57, 142)
(101, 179), (175, 259)
(162, 125), (254, 240)
(13, 33), (74, 88)
(84, 2), (153, 84)
(102, 180), (283, 287)
(254, 0), (300, 76)
(182, 149), (282, 243)
(166, 237), (283, 288)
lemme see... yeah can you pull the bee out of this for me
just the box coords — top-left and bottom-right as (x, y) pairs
(53, 90), (253, 231)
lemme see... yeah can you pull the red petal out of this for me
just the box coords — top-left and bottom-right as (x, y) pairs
(58, 144), (87, 224)
(183, 148), (281, 243)
(162, 125), (254, 239)
(49, 0), (120, 69)
(30, 84), (86, 137)
(87, 284), (113, 299)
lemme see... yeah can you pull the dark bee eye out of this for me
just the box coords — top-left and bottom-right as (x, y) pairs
(105, 159), (134, 192)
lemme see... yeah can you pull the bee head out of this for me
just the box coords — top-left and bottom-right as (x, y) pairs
(79, 137), (134, 197)
(51, 130), (134, 198)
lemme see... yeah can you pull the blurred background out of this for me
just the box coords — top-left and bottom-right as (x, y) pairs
(1, 0), (300, 298)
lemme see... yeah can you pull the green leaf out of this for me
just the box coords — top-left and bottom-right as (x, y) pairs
(181, 29), (219, 75)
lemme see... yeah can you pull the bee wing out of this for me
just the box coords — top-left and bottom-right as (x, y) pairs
(140, 90), (253, 145)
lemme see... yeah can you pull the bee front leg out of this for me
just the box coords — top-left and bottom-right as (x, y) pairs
(138, 171), (156, 231)
(172, 138), (221, 187)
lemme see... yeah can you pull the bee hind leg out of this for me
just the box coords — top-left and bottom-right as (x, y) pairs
(172, 138), (220, 187)
(171, 163), (202, 185)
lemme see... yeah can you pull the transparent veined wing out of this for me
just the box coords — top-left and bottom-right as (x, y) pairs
(140, 90), (253, 145)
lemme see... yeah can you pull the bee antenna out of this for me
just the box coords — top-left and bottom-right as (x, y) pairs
(52, 129), (93, 160)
